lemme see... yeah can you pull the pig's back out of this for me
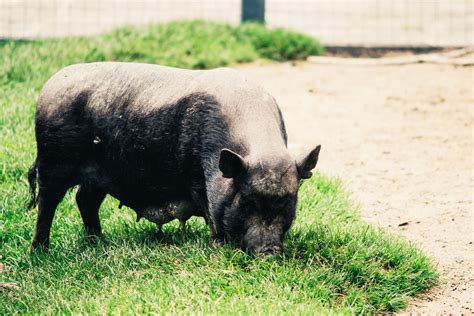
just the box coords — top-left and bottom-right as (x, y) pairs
(37, 62), (198, 115)
(37, 62), (287, 154)
(38, 62), (276, 116)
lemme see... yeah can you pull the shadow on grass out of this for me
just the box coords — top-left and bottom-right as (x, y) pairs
(136, 223), (211, 246)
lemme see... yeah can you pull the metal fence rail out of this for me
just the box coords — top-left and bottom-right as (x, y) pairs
(1, 0), (472, 47)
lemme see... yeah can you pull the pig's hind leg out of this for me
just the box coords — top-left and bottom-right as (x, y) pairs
(31, 185), (68, 250)
(31, 160), (76, 250)
(76, 185), (106, 238)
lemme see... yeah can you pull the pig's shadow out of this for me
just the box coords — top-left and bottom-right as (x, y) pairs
(135, 223), (210, 247)
(75, 219), (336, 263)
(125, 221), (331, 262)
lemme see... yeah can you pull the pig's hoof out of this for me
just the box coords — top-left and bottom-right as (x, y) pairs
(210, 237), (225, 247)
(155, 225), (163, 235)
(85, 233), (104, 245)
(179, 220), (187, 232)
(30, 241), (49, 254)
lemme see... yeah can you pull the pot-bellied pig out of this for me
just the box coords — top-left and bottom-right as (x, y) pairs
(27, 62), (321, 255)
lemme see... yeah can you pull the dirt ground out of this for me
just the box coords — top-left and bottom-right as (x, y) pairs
(237, 61), (473, 314)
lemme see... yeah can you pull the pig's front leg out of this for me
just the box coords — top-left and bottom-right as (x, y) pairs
(189, 186), (222, 245)
(204, 175), (235, 247)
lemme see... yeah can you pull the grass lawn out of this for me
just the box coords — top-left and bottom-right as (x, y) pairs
(0, 20), (436, 314)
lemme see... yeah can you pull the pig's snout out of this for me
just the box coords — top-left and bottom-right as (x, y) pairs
(240, 216), (286, 256)
(257, 244), (283, 256)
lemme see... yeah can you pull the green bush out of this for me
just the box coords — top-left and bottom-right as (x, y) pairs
(236, 23), (324, 60)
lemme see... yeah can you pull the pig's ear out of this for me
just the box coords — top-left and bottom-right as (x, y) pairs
(219, 149), (247, 178)
(296, 145), (321, 179)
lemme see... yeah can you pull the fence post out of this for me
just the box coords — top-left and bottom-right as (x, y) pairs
(241, 0), (265, 23)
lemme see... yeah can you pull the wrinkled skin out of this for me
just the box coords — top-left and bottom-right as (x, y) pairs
(27, 62), (321, 255)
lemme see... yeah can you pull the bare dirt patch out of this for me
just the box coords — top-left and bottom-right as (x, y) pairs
(237, 61), (473, 314)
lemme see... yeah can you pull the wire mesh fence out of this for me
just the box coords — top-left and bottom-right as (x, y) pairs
(0, 0), (241, 39)
(1, 0), (472, 47)
(267, 0), (473, 47)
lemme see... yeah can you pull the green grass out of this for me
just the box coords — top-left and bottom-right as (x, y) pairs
(0, 20), (436, 314)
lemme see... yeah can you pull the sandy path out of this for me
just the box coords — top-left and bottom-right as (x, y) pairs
(237, 62), (473, 314)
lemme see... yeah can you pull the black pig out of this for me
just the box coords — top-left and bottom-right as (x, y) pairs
(27, 62), (320, 255)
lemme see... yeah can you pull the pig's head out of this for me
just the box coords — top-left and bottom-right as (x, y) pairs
(218, 145), (321, 256)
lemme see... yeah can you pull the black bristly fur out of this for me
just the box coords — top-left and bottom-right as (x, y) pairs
(29, 89), (237, 248)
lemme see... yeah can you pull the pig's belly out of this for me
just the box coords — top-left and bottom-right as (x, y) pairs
(141, 206), (173, 225)
(78, 162), (187, 208)
(140, 200), (197, 225)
